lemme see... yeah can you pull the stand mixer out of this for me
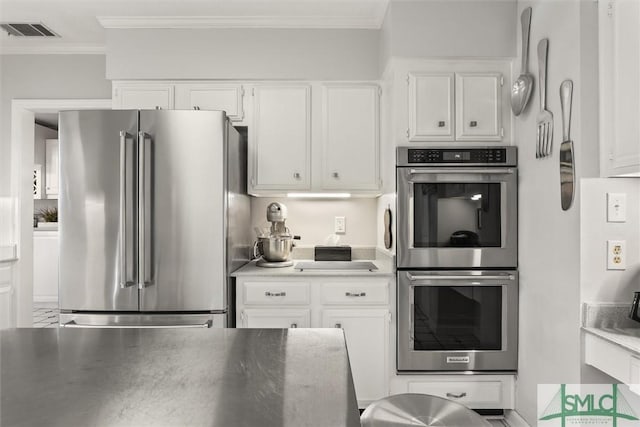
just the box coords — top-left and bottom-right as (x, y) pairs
(255, 202), (300, 267)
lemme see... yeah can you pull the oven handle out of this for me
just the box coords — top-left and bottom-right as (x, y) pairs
(407, 274), (515, 281)
(408, 168), (515, 175)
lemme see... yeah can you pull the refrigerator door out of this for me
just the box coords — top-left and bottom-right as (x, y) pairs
(139, 110), (226, 311)
(59, 110), (139, 311)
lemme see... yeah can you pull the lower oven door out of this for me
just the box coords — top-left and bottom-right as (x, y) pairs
(397, 270), (518, 372)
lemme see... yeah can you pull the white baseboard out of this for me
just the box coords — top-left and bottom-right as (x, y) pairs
(505, 410), (530, 427)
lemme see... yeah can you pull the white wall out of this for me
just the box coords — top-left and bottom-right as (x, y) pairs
(0, 55), (111, 196)
(250, 197), (378, 248)
(106, 29), (380, 80)
(379, 0), (516, 68)
(581, 178), (640, 303)
(514, 1), (600, 424)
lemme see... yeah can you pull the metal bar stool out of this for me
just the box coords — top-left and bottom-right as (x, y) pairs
(360, 393), (491, 426)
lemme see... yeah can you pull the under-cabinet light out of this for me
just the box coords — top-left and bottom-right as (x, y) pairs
(471, 194), (482, 201)
(287, 193), (351, 199)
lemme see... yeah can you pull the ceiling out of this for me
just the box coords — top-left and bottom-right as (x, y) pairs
(0, 0), (390, 54)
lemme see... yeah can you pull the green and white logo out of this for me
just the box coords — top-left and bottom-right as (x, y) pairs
(538, 384), (640, 426)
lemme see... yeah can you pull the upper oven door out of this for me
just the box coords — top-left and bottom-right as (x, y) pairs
(397, 166), (517, 268)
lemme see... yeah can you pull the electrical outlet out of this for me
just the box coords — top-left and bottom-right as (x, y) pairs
(607, 193), (627, 222)
(334, 216), (346, 234)
(607, 240), (626, 270)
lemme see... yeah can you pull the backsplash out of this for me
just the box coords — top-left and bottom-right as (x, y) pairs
(581, 178), (640, 303)
(250, 197), (378, 248)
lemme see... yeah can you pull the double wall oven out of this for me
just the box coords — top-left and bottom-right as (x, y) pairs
(396, 147), (518, 372)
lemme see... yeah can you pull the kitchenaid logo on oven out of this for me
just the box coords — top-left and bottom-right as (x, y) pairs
(538, 384), (640, 426)
(446, 356), (470, 364)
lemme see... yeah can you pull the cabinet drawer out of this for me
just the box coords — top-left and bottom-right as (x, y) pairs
(408, 380), (503, 408)
(243, 282), (310, 305)
(321, 280), (389, 305)
(241, 309), (310, 329)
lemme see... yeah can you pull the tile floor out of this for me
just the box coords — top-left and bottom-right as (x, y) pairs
(33, 304), (59, 328)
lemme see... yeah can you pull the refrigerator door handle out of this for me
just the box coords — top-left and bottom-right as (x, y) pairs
(62, 320), (212, 328)
(119, 131), (135, 288)
(138, 131), (152, 289)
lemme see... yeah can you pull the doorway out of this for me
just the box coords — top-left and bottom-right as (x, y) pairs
(9, 99), (111, 328)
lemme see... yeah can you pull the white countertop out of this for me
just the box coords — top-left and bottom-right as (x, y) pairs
(583, 326), (640, 355)
(232, 258), (395, 277)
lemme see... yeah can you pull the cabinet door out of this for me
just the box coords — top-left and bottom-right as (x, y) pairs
(455, 73), (503, 141)
(600, 0), (640, 176)
(408, 73), (454, 141)
(322, 309), (390, 404)
(175, 84), (244, 122)
(250, 85), (311, 191)
(321, 84), (380, 191)
(241, 309), (310, 329)
(33, 232), (59, 302)
(0, 266), (12, 329)
(113, 84), (174, 110)
(44, 139), (59, 198)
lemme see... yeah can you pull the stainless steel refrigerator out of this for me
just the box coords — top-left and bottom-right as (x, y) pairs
(58, 110), (250, 328)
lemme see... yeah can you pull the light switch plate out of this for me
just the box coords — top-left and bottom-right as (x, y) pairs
(607, 240), (626, 270)
(334, 216), (346, 234)
(607, 193), (626, 222)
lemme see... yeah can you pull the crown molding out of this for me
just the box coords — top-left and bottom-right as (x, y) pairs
(97, 15), (384, 30)
(0, 43), (106, 55)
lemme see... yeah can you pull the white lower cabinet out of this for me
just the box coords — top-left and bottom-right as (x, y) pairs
(0, 265), (13, 330)
(236, 275), (392, 407)
(33, 231), (59, 303)
(322, 309), (389, 403)
(584, 332), (640, 384)
(390, 374), (515, 410)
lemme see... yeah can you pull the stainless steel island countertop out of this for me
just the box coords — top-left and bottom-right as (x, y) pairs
(1, 328), (360, 427)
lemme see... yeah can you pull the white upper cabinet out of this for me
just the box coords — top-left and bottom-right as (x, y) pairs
(321, 84), (380, 191)
(600, 0), (640, 176)
(249, 85), (312, 192)
(45, 139), (59, 199)
(455, 73), (503, 141)
(113, 82), (245, 122)
(112, 83), (174, 110)
(404, 61), (510, 145)
(408, 73), (454, 141)
(174, 84), (245, 121)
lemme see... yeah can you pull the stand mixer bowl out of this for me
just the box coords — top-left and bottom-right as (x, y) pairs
(259, 235), (294, 262)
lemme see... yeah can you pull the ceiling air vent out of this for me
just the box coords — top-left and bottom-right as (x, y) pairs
(1, 23), (59, 37)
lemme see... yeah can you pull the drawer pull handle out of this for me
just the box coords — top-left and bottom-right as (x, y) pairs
(345, 292), (366, 297)
(335, 323), (342, 329)
(265, 291), (286, 297)
(470, 121), (478, 127)
(290, 323), (297, 328)
(446, 392), (467, 399)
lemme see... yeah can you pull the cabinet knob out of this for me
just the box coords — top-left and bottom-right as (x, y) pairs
(438, 121), (446, 128)
(470, 121), (478, 127)
(155, 106), (162, 110)
(332, 172), (339, 179)
(293, 172), (301, 180)
(290, 323), (298, 328)
(335, 323), (342, 329)
(193, 106), (201, 110)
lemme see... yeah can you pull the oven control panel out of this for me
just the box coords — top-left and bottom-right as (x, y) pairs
(396, 146), (517, 167)
(407, 148), (507, 164)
